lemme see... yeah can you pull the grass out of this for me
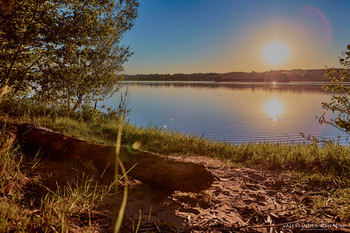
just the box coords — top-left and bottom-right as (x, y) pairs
(2, 97), (350, 186)
(0, 141), (114, 232)
(1, 97), (350, 221)
(0, 96), (140, 232)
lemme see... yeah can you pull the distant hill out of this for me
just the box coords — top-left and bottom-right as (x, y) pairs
(124, 69), (331, 82)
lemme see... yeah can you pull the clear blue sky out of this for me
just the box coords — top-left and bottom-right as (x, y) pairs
(122, 0), (350, 74)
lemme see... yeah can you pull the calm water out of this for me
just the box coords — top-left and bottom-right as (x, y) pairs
(102, 81), (348, 144)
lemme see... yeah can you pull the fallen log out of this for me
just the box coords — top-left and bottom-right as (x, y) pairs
(15, 123), (214, 192)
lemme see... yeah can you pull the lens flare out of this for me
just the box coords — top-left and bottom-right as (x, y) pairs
(127, 140), (142, 155)
(299, 5), (332, 46)
(132, 141), (141, 150)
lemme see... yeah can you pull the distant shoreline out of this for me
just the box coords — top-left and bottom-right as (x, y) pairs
(124, 69), (333, 82)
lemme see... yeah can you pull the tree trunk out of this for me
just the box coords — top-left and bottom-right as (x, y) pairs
(72, 93), (84, 111)
(13, 123), (214, 192)
(94, 99), (98, 110)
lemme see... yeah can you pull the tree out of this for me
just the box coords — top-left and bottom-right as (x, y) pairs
(0, 0), (56, 91)
(0, 0), (139, 110)
(320, 44), (350, 136)
(34, 0), (139, 110)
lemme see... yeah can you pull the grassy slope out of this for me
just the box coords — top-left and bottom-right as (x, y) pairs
(1, 98), (350, 223)
(2, 97), (350, 185)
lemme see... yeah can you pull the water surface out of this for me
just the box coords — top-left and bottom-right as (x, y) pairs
(102, 81), (348, 144)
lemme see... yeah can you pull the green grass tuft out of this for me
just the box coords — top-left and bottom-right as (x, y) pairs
(0, 144), (113, 232)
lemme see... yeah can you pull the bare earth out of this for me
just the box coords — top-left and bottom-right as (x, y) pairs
(31, 153), (349, 232)
(118, 156), (349, 233)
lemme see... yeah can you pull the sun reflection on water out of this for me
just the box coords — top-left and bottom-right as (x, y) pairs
(265, 98), (284, 121)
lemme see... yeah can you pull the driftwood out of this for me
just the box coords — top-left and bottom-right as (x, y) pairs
(5, 123), (214, 192)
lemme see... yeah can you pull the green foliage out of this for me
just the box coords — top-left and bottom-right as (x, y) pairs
(0, 0), (139, 110)
(35, 0), (139, 110)
(321, 44), (350, 136)
(1, 93), (125, 124)
(0, 0), (54, 90)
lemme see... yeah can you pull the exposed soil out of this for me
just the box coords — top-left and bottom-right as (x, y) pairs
(115, 156), (350, 233)
(1, 114), (349, 232)
(11, 150), (350, 232)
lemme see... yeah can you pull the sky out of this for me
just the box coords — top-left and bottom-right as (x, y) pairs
(121, 0), (350, 75)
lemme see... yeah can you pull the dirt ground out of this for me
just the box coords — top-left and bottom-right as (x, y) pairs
(2, 120), (349, 232)
(28, 153), (349, 232)
(117, 156), (350, 233)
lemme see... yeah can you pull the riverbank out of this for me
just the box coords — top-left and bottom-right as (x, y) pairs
(1, 141), (349, 232)
(0, 98), (350, 231)
(3, 98), (349, 187)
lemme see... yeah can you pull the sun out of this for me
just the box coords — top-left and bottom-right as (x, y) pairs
(262, 41), (289, 65)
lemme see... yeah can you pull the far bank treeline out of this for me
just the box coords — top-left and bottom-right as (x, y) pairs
(125, 69), (329, 82)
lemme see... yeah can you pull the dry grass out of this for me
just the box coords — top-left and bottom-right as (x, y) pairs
(0, 141), (114, 232)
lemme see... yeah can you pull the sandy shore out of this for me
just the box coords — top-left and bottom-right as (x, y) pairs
(118, 155), (348, 232)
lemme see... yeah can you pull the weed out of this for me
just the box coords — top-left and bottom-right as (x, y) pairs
(312, 196), (328, 209)
(0, 145), (113, 232)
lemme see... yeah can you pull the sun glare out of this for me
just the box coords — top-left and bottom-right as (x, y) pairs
(265, 98), (284, 121)
(262, 41), (289, 65)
